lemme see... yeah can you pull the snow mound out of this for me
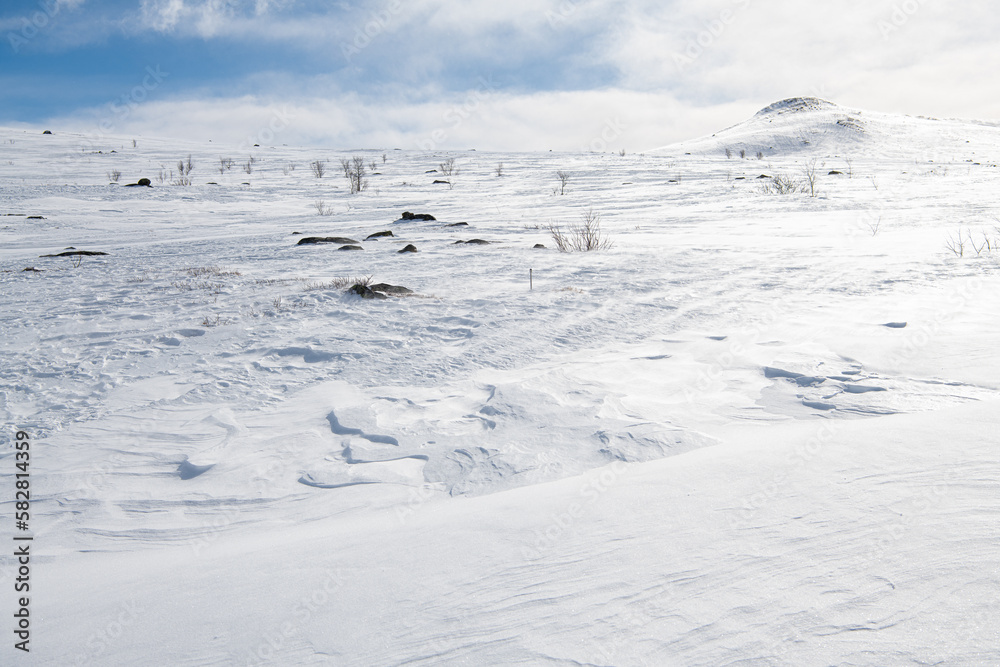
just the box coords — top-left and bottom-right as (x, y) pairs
(656, 97), (1000, 160)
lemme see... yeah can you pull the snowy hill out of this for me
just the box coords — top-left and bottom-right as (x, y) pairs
(1, 101), (999, 665)
(660, 96), (1000, 161)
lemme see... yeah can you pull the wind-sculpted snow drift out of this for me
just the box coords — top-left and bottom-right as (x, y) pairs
(1, 99), (999, 665)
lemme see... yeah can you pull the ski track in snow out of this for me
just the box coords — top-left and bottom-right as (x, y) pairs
(2, 101), (1000, 665)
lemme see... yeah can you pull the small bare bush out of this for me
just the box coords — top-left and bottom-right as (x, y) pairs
(314, 200), (333, 216)
(803, 159), (819, 197)
(341, 156), (368, 194)
(556, 170), (570, 195)
(759, 174), (800, 195)
(171, 155), (194, 186)
(304, 275), (372, 290)
(945, 230), (965, 257)
(439, 157), (456, 176)
(185, 266), (241, 277)
(107, 169), (121, 182)
(548, 209), (614, 252)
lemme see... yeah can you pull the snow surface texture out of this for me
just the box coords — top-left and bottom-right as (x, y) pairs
(1, 99), (999, 665)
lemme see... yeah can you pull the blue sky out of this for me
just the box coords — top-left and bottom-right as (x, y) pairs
(1, 0), (998, 151)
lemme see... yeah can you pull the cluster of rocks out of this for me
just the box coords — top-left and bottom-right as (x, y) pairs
(348, 283), (414, 299)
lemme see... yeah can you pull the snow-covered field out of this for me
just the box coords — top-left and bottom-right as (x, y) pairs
(2, 98), (999, 665)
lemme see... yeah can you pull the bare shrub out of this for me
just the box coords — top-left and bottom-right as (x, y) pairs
(548, 209), (614, 252)
(945, 230), (965, 257)
(439, 157), (456, 176)
(107, 169), (121, 183)
(495, 162), (504, 177)
(185, 266), (241, 277)
(759, 174), (800, 195)
(310, 160), (326, 178)
(803, 159), (819, 197)
(341, 156), (368, 194)
(304, 275), (373, 291)
(173, 155), (194, 185)
(556, 170), (570, 195)
(219, 157), (234, 174)
(314, 200), (333, 216)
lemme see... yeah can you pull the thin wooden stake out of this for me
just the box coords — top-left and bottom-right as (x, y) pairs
(530, 268), (533, 291)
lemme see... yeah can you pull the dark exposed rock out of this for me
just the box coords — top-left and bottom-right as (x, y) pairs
(365, 231), (394, 240)
(22, 267), (42, 272)
(338, 245), (363, 251)
(348, 284), (386, 299)
(40, 250), (109, 257)
(42, 130), (52, 134)
(432, 180), (450, 185)
(446, 222), (468, 227)
(735, 176), (746, 180)
(425, 169), (438, 173)
(757, 174), (772, 179)
(291, 231), (302, 235)
(401, 212), (436, 221)
(828, 170), (844, 175)
(125, 178), (152, 187)
(296, 236), (359, 245)
(533, 243), (546, 249)
(370, 283), (413, 295)
(398, 244), (418, 253)
(27, 216), (44, 219)
(463, 239), (490, 245)
(883, 322), (907, 329)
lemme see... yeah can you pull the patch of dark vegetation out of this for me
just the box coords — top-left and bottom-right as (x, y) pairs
(348, 284), (387, 299)
(40, 250), (109, 257)
(401, 212), (436, 221)
(370, 283), (413, 295)
(296, 236), (359, 245)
